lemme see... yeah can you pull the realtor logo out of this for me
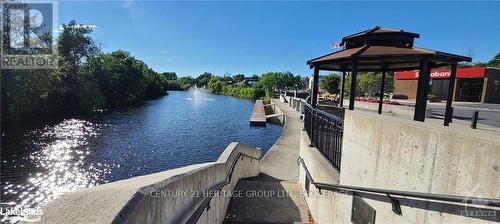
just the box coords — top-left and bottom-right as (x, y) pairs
(1, 0), (58, 69)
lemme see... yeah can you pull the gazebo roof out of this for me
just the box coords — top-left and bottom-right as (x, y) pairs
(307, 26), (471, 72)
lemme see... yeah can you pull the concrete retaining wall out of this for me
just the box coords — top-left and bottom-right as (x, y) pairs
(298, 110), (500, 223)
(39, 143), (261, 224)
(298, 129), (340, 223)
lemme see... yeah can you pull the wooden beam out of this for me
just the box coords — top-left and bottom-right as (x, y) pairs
(378, 67), (387, 114)
(414, 59), (431, 122)
(444, 63), (457, 126)
(349, 60), (359, 110)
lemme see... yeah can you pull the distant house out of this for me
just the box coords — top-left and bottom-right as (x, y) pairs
(236, 78), (258, 86)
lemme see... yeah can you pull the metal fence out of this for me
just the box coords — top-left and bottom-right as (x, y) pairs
(318, 105), (345, 120)
(304, 102), (344, 172)
(289, 97), (306, 114)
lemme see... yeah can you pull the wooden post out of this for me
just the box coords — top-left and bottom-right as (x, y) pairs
(340, 71), (346, 108)
(444, 63), (457, 126)
(349, 61), (359, 110)
(378, 67), (387, 114)
(414, 59), (431, 122)
(311, 67), (320, 108)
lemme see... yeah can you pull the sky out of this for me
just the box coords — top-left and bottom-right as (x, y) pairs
(58, 1), (500, 77)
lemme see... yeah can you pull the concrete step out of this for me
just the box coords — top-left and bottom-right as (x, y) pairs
(224, 175), (312, 224)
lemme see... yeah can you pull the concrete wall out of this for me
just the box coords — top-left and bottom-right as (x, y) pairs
(298, 129), (341, 223)
(298, 109), (500, 223)
(39, 142), (261, 224)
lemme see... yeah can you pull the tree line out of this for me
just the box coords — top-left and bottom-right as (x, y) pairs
(1, 20), (308, 121)
(1, 21), (184, 121)
(207, 71), (306, 99)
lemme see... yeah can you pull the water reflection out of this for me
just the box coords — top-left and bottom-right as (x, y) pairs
(1, 119), (109, 222)
(1, 91), (282, 223)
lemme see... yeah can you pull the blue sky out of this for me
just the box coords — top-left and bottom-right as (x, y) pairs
(58, 1), (500, 77)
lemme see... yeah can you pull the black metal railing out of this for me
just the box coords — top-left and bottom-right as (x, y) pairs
(318, 105), (345, 120)
(297, 157), (500, 211)
(304, 100), (344, 172)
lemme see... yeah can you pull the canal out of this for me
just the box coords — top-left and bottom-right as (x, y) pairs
(0, 90), (282, 212)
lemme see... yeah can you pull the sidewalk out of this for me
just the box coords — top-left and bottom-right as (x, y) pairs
(224, 98), (311, 223)
(394, 99), (500, 112)
(260, 99), (303, 181)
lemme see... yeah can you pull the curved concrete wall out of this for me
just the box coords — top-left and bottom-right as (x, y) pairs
(39, 142), (261, 224)
(298, 110), (500, 223)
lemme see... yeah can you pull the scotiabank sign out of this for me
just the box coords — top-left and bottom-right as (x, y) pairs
(395, 67), (486, 80)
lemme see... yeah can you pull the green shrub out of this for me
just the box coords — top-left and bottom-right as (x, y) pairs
(392, 94), (408, 99)
(428, 94), (441, 102)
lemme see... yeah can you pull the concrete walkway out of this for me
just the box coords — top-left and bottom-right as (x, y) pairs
(260, 99), (302, 181)
(225, 99), (311, 223)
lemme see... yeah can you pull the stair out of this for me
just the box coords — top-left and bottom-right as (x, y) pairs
(224, 174), (312, 224)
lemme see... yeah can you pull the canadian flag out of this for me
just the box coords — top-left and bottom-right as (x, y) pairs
(331, 42), (342, 49)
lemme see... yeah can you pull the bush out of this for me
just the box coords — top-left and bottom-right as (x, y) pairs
(428, 94), (441, 102)
(392, 94), (408, 99)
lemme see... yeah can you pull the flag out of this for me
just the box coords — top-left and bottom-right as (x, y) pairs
(331, 42), (342, 49)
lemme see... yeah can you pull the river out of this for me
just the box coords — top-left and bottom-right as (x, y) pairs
(0, 90), (282, 216)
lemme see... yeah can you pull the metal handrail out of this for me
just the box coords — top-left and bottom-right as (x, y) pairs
(297, 157), (500, 208)
(185, 152), (261, 224)
(305, 100), (343, 123)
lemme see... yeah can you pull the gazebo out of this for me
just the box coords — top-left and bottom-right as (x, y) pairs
(307, 26), (472, 125)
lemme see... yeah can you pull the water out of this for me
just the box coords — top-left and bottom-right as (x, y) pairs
(0, 91), (282, 217)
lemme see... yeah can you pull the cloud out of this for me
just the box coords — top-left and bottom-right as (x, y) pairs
(160, 50), (172, 54)
(54, 24), (100, 33)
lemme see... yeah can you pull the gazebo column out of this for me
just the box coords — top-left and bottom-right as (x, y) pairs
(414, 59), (431, 122)
(339, 71), (346, 108)
(348, 61), (359, 110)
(444, 63), (457, 126)
(378, 66), (387, 114)
(311, 67), (320, 108)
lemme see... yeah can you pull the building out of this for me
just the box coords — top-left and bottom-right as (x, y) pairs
(394, 67), (500, 103)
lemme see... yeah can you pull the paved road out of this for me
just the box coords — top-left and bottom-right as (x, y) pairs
(428, 105), (500, 128)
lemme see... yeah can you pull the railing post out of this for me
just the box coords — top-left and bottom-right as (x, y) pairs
(309, 108), (315, 147)
(471, 111), (479, 129)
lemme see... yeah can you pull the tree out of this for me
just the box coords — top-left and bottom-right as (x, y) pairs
(343, 72), (394, 97)
(250, 74), (260, 81)
(160, 72), (177, 80)
(178, 76), (195, 88)
(259, 72), (280, 94)
(58, 20), (99, 83)
(233, 74), (245, 82)
(196, 72), (213, 87)
(485, 52), (500, 68)
(208, 76), (226, 94)
(320, 74), (341, 94)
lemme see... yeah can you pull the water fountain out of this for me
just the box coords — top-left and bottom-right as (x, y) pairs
(186, 84), (214, 101)
(193, 84), (199, 100)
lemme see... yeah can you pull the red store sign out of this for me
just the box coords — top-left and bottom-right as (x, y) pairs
(395, 67), (486, 80)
